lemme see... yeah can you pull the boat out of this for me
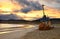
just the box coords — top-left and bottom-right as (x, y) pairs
(38, 5), (54, 30)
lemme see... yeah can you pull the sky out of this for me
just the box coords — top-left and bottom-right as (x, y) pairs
(39, 0), (60, 9)
(0, 0), (60, 21)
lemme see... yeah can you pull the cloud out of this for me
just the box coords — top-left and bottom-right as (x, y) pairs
(0, 0), (11, 2)
(0, 0), (60, 21)
(12, 0), (60, 13)
(13, 0), (42, 13)
(39, 0), (60, 9)
(0, 14), (21, 20)
(0, 0), (60, 12)
(20, 7), (32, 13)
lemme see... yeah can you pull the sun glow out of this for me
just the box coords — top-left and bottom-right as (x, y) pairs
(14, 7), (60, 21)
(0, 1), (60, 21)
(0, 2), (13, 11)
(0, 2), (23, 12)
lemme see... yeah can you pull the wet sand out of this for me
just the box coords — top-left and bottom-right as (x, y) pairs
(0, 24), (60, 39)
(21, 26), (60, 39)
(0, 24), (38, 39)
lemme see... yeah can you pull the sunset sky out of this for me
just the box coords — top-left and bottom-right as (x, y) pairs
(0, 0), (60, 21)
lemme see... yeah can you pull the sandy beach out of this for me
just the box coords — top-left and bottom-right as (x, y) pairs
(21, 26), (60, 39)
(0, 24), (60, 39)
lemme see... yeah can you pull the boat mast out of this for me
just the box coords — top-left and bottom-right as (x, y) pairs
(42, 5), (45, 16)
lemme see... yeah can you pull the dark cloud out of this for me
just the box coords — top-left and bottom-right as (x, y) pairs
(0, 14), (21, 20)
(13, 0), (42, 13)
(20, 7), (32, 13)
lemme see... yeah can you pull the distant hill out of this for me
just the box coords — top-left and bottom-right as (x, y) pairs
(0, 18), (60, 24)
